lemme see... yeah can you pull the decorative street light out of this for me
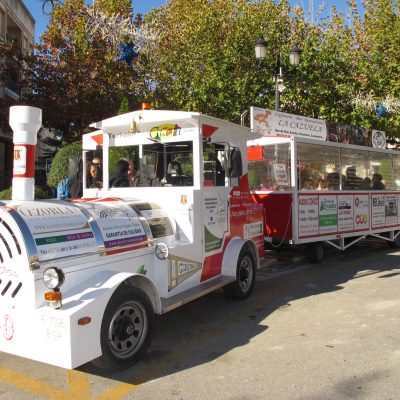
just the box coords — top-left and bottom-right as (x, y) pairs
(255, 38), (302, 111)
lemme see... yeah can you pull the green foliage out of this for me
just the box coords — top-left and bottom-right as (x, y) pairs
(247, 168), (260, 189)
(23, 0), (400, 146)
(136, 0), (400, 139)
(47, 142), (81, 188)
(109, 146), (137, 176)
(0, 186), (52, 200)
(138, 0), (356, 124)
(118, 97), (130, 115)
(26, 0), (140, 144)
(0, 188), (12, 200)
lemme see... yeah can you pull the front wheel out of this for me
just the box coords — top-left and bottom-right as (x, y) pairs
(224, 248), (256, 300)
(93, 285), (154, 370)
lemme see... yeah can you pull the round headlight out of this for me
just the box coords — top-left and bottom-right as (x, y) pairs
(43, 267), (65, 290)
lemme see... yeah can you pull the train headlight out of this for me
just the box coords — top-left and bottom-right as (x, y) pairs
(43, 267), (65, 290)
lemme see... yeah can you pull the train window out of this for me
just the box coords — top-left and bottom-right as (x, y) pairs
(108, 142), (193, 187)
(297, 143), (340, 191)
(203, 143), (226, 186)
(248, 142), (291, 191)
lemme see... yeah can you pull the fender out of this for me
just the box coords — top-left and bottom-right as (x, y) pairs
(221, 237), (260, 277)
(48, 270), (162, 368)
(63, 270), (161, 315)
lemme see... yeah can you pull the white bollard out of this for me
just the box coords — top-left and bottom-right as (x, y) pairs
(9, 106), (42, 201)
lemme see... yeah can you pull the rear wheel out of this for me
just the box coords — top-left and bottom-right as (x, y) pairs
(224, 248), (256, 300)
(93, 285), (154, 370)
(307, 242), (324, 263)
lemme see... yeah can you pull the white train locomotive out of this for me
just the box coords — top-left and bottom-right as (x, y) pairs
(0, 106), (264, 369)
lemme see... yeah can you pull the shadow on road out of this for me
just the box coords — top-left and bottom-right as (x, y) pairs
(79, 238), (400, 385)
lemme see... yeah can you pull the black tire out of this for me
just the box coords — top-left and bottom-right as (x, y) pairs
(93, 285), (154, 370)
(388, 232), (400, 248)
(224, 248), (256, 300)
(307, 242), (324, 263)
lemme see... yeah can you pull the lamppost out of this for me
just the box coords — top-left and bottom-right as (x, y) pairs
(255, 38), (302, 111)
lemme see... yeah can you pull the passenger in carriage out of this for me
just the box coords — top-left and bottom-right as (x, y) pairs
(109, 159), (130, 188)
(301, 177), (314, 190)
(88, 156), (103, 188)
(259, 179), (275, 191)
(298, 168), (313, 190)
(362, 177), (371, 190)
(343, 166), (363, 190)
(327, 172), (340, 190)
(372, 173), (385, 190)
(317, 178), (329, 190)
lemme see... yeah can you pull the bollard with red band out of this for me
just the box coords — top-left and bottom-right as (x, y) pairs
(9, 106), (42, 201)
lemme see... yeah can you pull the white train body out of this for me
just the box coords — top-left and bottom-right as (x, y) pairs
(0, 108), (264, 369)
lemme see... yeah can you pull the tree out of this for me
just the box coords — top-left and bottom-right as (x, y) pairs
(0, 42), (28, 122)
(32, 0), (400, 141)
(138, 0), (295, 123)
(138, 0), (358, 125)
(350, 0), (400, 138)
(47, 141), (81, 188)
(27, 0), (141, 145)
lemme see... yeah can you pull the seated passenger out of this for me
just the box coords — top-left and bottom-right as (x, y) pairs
(109, 159), (130, 188)
(317, 178), (328, 190)
(301, 177), (314, 190)
(343, 166), (363, 190)
(362, 177), (371, 190)
(259, 179), (280, 191)
(372, 173), (385, 190)
(327, 172), (340, 190)
(88, 162), (103, 188)
(167, 157), (185, 185)
(167, 157), (183, 176)
(120, 157), (139, 186)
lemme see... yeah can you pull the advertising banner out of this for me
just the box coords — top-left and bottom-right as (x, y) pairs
(298, 195), (319, 237)
(273, 164), (289, 186)
(204, 192), (228, 252)
(338, 195), (354, 232)
(385, 195), (398, 226)
(250, 107), (327, 140)
(318, 195), (338, 234)
(371, 194), (385, 228)
(14, 202), (97, 261)
(80, 202), (147, 249)
(354, 195), (369, 230)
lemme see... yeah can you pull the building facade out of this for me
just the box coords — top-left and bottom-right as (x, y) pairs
(0, 0), (35, 191)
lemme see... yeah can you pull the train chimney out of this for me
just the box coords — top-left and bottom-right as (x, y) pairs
(9, 106), (42, 201)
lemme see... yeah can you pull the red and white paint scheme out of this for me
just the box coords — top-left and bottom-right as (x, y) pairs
(0, 109), (264, 369)
(248, 133), (400, 263)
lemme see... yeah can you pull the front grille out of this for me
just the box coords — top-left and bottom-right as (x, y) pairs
(0, 216), (25, 300)
(0, 218), (22, 260)
(0, 279), (22, 297)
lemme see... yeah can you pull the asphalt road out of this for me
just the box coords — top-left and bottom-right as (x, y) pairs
(1, 239), (400, 400)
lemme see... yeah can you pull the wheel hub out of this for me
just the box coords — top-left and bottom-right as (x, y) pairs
(240, 268), (249, 281)
(115, 316), (136, 341)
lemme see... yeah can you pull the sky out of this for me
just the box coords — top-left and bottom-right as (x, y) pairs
(24, 0), (353, 44)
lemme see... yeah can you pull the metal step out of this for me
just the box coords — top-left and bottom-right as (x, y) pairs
(160, 275), (235, 313)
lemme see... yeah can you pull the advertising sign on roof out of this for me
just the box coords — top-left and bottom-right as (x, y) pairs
(371, 130), (386, 149)
(250, 107), (327, 140)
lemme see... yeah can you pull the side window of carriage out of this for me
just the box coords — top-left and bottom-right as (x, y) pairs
(203, 142), (226, 187)
(226, 144), (242, 187)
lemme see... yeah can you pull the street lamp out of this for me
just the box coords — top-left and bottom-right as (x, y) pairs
(255, 38), (302, 111)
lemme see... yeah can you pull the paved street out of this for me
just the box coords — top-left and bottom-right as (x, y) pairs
(1, 239), (400, 399)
